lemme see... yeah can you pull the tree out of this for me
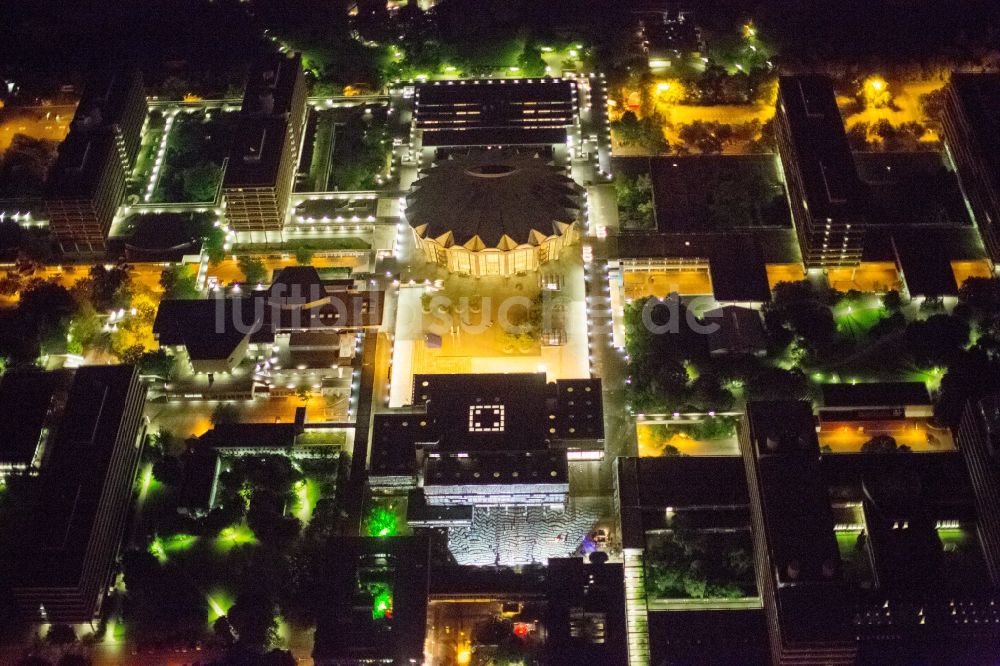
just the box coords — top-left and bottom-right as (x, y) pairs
(226, 592), (278, 651)
(121, 549), (207, 646)
(45, 624), (77, 646)
(904, 314), (970, 366)
(708, 178), (756, 227)
(237, 257), (267, 285)
(919, 88), (947, 126)
(294, 245), (315, 265)
(159, 265), (200, 299)
(517, 41), (547, 77)
(645, 522), (753, 601)
(638, 113), (669, 154)
(688, 414), (738, 440)
(0, 135), (58, 198)
(75, 264), (132, 311)
(67, 303), (104, 355)
(9, 281), (81, 358)
(138, 349), (175, 379)
(611, 111), (642, 147)
(615, 174), (655, 230)
(935, 343), (1000, 427)
(745, 366), (811, 401)
(117, 343), (146, 365)
(764, 280), (838, 354)
(248, 490), (302, 548)
(147, 429), (176, 456)
(212, 402), (242, 425)
(882, 290), (904, 312)
(152, 456), (183, 486)
(861, 435), (904, 454)
(678, 121), (725, 154)
(958, 277), (1000, 316)
(182, 162), (222, 202)
(0, 273), (21, 296)
(55, 656), (90, 666)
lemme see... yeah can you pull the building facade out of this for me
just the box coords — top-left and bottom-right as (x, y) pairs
(942, 73), (1000, 264)
(45, 68), (146, 255)
(222, 52), (307, 240)
(775, 75), (867, 268)
(2, 366), (147, 623)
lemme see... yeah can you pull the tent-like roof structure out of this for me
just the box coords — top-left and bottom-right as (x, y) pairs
(405, 150), (582, 249)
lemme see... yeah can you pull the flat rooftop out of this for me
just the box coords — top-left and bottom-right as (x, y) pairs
(242, 52), (302, 116)
(223, 52), (303, 188)
(626, 155), (792, 232)
(550, 378), (603, 440)
(424, 450), (568, 487)
(154, 289), (382, 361)
(778, 75), (867, 221)
(2, 366), (143, 588)
(648, 608), (769, 666)
(414, 78), (576, 147)
(744, 401), (841, 585)
(198, 420), (303, 450)
(892, 232), (962, 297)
(618, 456), (749, 510)
(44, 131), (118, 199)
(949, 73), (1000, 196)
(222, 116), (290, 187)
(854, 151), (971, 227)
(71, 68), (142, 133)
(311, 536), (430, 664)
(412, 373), (549, 451)
(369, 414), (423, 478)
(821, 381), (931, 409)
(0, 371), (61, 467)
(614, 232), (773, 302)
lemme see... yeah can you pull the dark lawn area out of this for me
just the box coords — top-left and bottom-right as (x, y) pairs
(855, 151), (971, 227)
(614, 155), (791, 232)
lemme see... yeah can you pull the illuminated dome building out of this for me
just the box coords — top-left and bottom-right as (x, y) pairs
(405, 151), (583, 276)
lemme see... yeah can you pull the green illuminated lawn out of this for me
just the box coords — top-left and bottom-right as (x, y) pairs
(369, 582), (393, 620)
(833, 299), (885, 339)
(139, 463), (161, 498)
(294, 478), (321, 524)
(365, 506), (399, 538)
(206, 589), (236, 623)
(148, 533), (199, 563)
(215, 524), (258, 551)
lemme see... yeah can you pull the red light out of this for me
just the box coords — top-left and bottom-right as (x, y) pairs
(513, 622), (530, 638)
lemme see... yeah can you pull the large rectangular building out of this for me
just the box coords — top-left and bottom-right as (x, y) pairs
(739, 398), (1000, 664)
(72, 68), (147, 170)
(370, 374), (602, 509)
(958, 395), (1000, 585)
(775, 75), (868, 267)
(942, 73), (1000, 263)
(413, 78), (577, 147)
(44, 68), (145, 255)
(739, 400), (856, 665)
(0, 365), (147, 623)
(312, 537), (430, 665)
(222, 52), (307, 239)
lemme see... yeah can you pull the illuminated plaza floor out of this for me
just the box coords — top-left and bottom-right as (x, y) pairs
(446, 498), (607, 566)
